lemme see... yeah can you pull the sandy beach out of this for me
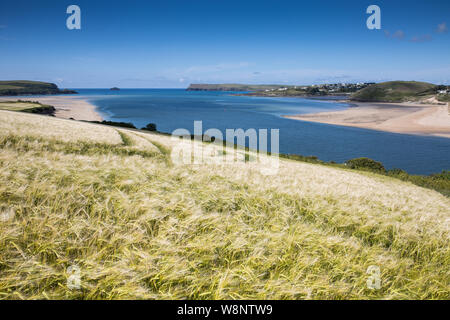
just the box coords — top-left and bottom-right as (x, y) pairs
(0, 95), (103, 121)
(1, 94), (449, 138)
(284, 101), (450, 138)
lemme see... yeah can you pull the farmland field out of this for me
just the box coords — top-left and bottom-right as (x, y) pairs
(0, 110), (448, 299)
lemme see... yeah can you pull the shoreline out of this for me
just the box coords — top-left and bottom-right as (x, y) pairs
(1, 93), (449, 139)
(231, 92), (351, 99)
(0, 95), (103, 121)
(283, 100), (450, 138)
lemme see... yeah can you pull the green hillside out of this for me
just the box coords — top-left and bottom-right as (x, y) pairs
(351, 81), (437, 102)
(0, 80), (77, 96)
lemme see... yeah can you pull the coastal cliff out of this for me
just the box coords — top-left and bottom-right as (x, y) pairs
(0, 80), (78, 96)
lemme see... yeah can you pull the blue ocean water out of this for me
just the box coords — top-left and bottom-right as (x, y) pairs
(73, 89), (449, 175)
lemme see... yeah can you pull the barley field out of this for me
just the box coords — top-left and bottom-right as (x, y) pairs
(0, 110), (448, 299)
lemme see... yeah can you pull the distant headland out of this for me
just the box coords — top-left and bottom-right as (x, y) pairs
(187, 81), (450, 138)
(110, 87), (120, 91)
(186, 81), (449, 103)
(186, 83), (292, 92)
(0, 80), (78, 96)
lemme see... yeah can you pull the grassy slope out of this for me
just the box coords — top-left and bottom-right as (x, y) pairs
(0, 110), (449, 299)
(0, 101), (55, 114)
(351, 81), (436, 102)
(438, 94), (450, 102)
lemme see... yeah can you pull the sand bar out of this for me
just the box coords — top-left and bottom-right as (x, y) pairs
(0, 95), (103, 121)
(284, 101), (450, 138)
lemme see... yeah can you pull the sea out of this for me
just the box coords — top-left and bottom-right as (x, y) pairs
(70, 89), (449, 175)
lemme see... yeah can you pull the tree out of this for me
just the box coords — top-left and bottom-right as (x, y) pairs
(142, 123), (157, 131)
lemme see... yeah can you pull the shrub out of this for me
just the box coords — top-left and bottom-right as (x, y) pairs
(89, 120), (136, 129)
(346, 157), (386, 172)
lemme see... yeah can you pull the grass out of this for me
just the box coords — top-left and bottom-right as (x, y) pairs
(437, 94), (450, 102)
(0, 101), (55, 115)
(386, 170), (450, 198)
(252, 151), (450, 197)
(0, 110), (449, 300)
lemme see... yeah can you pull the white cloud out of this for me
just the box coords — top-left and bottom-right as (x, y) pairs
(384, 30), (405, 40)
(436, 22), (448, 33)
(410, 34), (432, 43)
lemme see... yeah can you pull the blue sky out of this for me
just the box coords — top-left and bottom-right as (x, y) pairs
(0, 0), (449, 88)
